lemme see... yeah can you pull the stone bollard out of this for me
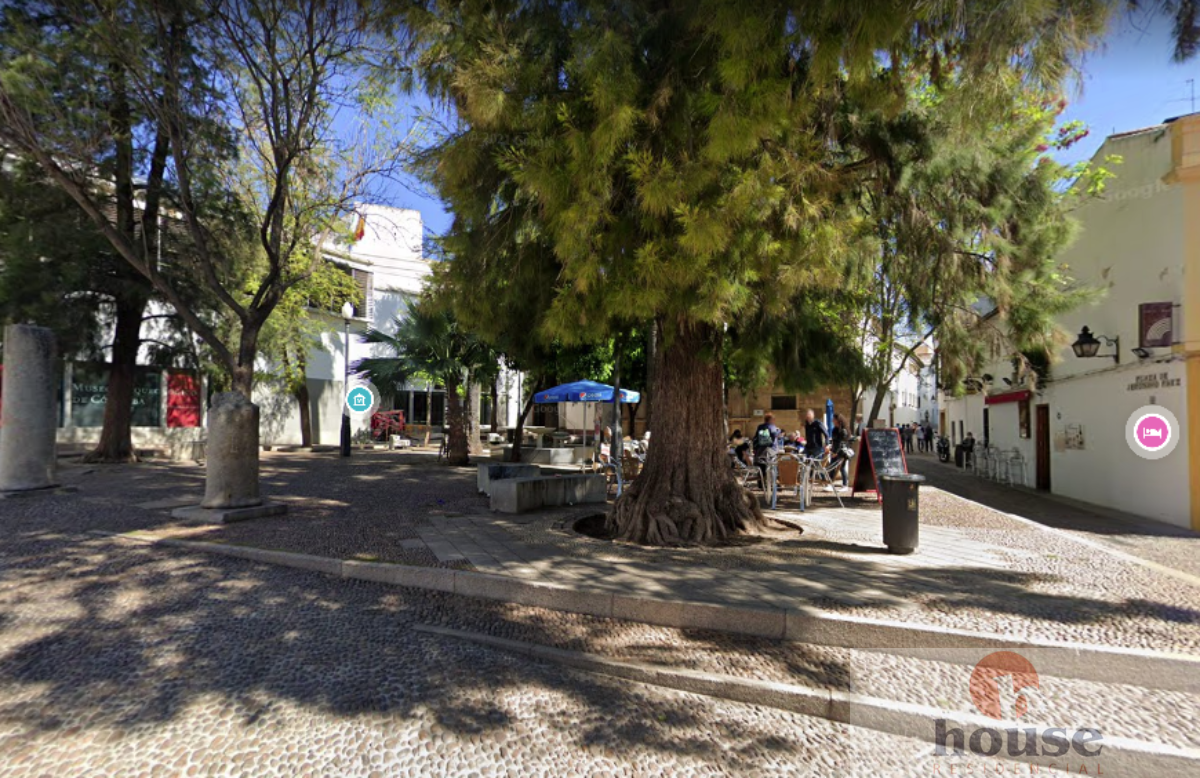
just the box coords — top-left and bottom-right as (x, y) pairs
(0, 324), (60, 492)
(201, 391), (262, 509)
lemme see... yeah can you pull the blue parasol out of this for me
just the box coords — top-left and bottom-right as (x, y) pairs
(533, 380), (640, 404)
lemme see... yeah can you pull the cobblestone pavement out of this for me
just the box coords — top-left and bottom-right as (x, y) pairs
(906, 453), (1200, 579)
(48, 449), (1200, 654)
(1, 496), (991, 778)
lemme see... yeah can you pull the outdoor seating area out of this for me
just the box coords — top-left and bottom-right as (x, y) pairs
(735, 450), (849, 511)
(974, 444), (1028, 487)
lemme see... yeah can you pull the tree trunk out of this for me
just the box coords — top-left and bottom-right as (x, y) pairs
(490, 375), (499, 433)
(444, 375), (470, 465)
(866, 385), (887, 429)
(509, 390), (535, 463)
(84, 294), (147, 463)
(465, 376), (483, 456)
(296, 382), (313, 448)
(608, 320), (765, 545)
(644, 322), (657, 430)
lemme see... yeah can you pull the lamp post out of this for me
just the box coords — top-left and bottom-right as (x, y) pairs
(340, 300), (355, 457)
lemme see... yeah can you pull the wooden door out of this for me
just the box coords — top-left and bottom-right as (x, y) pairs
(1035, 404), (1051, 491)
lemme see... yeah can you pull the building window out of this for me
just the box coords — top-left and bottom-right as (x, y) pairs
(1019, 399), (1031, 439)
(770, 395), (797, 411)
(351, 268), (374, 320)
(318, 259), (374, 320)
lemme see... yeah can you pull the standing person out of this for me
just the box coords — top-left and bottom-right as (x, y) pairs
(752, 414), (782, 485)
(828, 414), (851, 489)
(752, 414), (782, 454)
(925, 422), (934, 452)
(802, 409), (827, 460)
(903, 423), (915, 454)
(915, 422), (925, 453)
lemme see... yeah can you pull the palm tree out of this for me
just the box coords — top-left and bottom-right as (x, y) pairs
(354, 301), (496, 466)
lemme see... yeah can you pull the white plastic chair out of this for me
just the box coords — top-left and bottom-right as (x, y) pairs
(1007, 448), (1026, 487)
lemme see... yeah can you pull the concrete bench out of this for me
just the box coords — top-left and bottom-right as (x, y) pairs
(490, 474), (607, 514)
(477, 463), (542, 495)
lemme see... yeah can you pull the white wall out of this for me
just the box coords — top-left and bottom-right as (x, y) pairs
(1046, 362), (1189, 524)
(937, 124), (1193, 527)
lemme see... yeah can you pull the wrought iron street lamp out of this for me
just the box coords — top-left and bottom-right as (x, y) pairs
(1070, 326), (1119, 363)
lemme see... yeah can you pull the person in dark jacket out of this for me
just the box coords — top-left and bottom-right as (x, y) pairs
(802, 409), (827, 459)
(827, 413), (851, 487)
(752, 414), (782, 456)
(752, 414), (783, 484)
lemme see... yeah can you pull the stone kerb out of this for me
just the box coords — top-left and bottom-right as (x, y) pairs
(490, 474), (607, 513)
(477, 463), (542, 495)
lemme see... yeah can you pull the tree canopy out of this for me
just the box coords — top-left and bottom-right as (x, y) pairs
(404, 0), (1118, 544)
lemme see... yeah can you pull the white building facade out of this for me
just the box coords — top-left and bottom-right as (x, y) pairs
(938, 116), (1200, 530)
(53, 203), (525, 453)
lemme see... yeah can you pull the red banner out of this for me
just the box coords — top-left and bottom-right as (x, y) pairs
(167, 371), (201, 428)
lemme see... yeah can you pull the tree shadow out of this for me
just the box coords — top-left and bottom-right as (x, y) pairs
(0, 514), (821, 770)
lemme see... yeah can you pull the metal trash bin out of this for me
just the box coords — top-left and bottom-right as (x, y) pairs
(880, 474), (925, 554)
(954, 443), (965, 468)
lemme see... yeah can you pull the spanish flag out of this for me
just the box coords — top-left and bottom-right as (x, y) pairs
(353, 214), (366, 242)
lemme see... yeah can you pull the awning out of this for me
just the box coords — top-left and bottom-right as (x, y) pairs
(984, 389), (1033, 406)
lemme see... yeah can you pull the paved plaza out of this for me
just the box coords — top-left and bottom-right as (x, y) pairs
(2, 448), (1199, 776)
(69, 448), (1200, 652)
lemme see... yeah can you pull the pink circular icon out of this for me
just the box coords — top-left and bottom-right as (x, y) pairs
(1134, 414), (1171, 451)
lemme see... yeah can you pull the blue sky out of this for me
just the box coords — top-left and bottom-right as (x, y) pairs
(1059, 11), (1200, 166)
(387, 12), (1200, 239)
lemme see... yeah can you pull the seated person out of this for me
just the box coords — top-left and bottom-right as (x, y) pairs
(733, 436), (753, 467)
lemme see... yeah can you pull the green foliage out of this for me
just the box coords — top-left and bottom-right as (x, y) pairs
(0, 0), (413, 395)
(258, 256), (363, 394)
(407, 0), (1115, 372)
(0, 160), (111, 355)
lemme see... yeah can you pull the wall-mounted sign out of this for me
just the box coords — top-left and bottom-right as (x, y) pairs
(167, 371), (201, 428)
(1126, 371), (1182, 392)
(1064, 423), (1085, 450)
(984, 389), (1033, 406)
(71, 365), (162, 428)
(1139, 302), (1173, 348)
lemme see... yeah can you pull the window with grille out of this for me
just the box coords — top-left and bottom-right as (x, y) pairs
(351, 268), (374, 320)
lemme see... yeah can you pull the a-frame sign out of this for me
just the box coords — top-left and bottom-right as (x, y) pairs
(851, 427), (910, 501)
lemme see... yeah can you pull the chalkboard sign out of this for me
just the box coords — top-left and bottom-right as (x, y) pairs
(851, 428), (909, 500)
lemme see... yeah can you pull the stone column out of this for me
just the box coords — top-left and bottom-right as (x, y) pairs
(201, 391), (262, 508)
(0, 324), (59, 492)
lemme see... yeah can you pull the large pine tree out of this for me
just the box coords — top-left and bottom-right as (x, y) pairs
(406, 0), (1114, 545)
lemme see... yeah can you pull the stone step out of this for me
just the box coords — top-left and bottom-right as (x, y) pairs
(416, 623), (1200, 778)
